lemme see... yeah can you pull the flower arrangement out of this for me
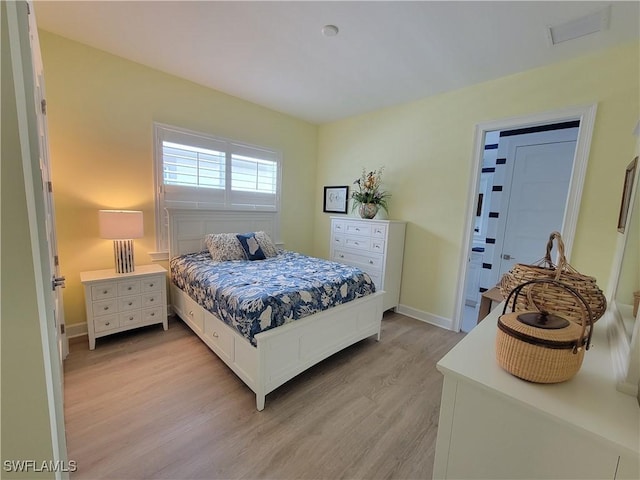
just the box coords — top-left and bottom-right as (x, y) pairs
(351, 167), (391, 217)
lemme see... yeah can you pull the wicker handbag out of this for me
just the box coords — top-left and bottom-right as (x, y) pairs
(496, 279), (593, 383)
(499, 231), (606, 324)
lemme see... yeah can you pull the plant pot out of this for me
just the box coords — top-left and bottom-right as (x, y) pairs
(359, 203), (379, 219)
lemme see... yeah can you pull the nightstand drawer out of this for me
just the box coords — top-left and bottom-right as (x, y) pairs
(118, 280), (141, 296)
(141, 276), (163, 293)
(94, 315), (118, 333)
(142, 307), (163, 324)
(119, 295), (141, 312)
(91, 283), (117, 301)
(93, 299), (118, 317)
(120, 310), (142, 327)
(142, 292), (162, 308)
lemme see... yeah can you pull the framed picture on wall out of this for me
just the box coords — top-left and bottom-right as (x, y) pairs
(617, 156), (638, 233)
(323, 186), (349, 214)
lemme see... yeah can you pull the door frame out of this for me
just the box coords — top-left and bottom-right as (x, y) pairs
(452, 104), (598, 332)
(7, 1), (69, 475)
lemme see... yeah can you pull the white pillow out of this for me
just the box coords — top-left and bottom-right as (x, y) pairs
(205, 233), (246, 261)
(254, 231), (278, 258)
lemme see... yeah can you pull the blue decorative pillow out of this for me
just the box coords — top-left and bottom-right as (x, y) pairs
(236, 232), (266, 261)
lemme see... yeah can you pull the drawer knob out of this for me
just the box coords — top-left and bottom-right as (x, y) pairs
(339, 254), (344, 258)
(369, 260), (374, 264)
(103, 306), (109, 310)
(149, 283), (154, 287)
(213, 332), (219, 338)
(150, 298), (154, 302)
(188, 310), (194, 317)
(150, 312), (155, 317)
(354, 242), (359, 245)
(103, 290), (108, 294)
(105, 322), (110, 326)
(128, 302), (133, 306)
(127, 286), (132, 290)
(129, 316), (134, 321)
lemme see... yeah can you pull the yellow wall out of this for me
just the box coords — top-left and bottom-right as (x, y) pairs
(40, 27), (639, 330)
(315, 42), (640, 322)
(39, 31), (318, 328)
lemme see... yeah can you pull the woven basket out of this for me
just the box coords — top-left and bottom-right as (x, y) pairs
(499, 232), (606, 324)
(496, 279), (593, 383)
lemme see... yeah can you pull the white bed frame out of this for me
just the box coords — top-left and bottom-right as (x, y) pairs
(167, 208), (384, 410)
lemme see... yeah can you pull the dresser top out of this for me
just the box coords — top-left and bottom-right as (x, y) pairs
(437, 306), (639, 457)
(330, 216), (406, 224)
(80, 264), (167, 283)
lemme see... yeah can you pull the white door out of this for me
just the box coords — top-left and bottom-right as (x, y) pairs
(27, 4), (68, 362)
(497, 141), (576, 277)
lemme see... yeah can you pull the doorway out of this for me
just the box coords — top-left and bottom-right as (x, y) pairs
(454, 105), (597, 333)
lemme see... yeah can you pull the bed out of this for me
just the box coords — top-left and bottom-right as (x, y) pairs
(168, 209), (384, 410)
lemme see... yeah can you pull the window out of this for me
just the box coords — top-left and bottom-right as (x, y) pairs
(154, 123), (281, 252)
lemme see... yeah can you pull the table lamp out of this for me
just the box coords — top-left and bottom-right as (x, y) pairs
(99, 210), (144, 273)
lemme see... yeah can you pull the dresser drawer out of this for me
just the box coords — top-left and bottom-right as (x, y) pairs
(142, 307), (163, 324)
(93, 299), (118, 317)
(118, 279), (141, 296)
(141, 276), (163, 293)
(94, 314), (118, 333)
(91, 282), (117, 301)
(333, 234), (378, 253)
(371, 238), (385, 254)
(367, 271), (383, 290)
(371, 224), (387, 238)
(333, 248), (384, 270)
(119, 310), (142, 327)
(333, 220), (373, 237)
(119, 295), (141, 312)
(142, 292), (162, 308)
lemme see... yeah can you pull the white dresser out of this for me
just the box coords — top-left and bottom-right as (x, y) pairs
(433, 305), (639, 479)
(80, 264), (168, 350)
(330, 217), (406, 311)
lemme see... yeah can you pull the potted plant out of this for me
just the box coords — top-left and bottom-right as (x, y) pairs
(351, 167), (391, 219)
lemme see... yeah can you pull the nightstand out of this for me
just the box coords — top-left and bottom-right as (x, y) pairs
(80, 264), (168, 349)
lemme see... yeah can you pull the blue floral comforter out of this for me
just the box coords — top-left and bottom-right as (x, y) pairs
(170, 250), (376, 346)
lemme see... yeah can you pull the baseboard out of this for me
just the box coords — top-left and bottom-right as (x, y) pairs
(396, 304), (454, 331)
(66, 322), (88, 339)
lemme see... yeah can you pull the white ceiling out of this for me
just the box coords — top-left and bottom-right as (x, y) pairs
(34, 1), (640, 124)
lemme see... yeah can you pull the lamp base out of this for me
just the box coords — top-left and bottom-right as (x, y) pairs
(113, 239), (135, 274)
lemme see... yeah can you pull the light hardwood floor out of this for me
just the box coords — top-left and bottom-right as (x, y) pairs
(64, 312), (464, 479)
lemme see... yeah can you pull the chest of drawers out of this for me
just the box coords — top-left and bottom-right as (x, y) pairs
(80, 264), (168, 349)
(330, 217), (406, 311)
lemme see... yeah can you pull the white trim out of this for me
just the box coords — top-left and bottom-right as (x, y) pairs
(7, 2), (67, 477)
(396, 303), (453, 330)
(453, 104), (598, 332)
(65, 322), (89, 339)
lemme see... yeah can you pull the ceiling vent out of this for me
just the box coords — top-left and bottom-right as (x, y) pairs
(547, 6), (610, 46)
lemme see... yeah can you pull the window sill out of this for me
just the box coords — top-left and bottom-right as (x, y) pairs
(148, 251), (169, 262)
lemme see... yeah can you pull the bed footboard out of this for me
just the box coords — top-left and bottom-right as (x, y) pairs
(171, 284), (384, 410)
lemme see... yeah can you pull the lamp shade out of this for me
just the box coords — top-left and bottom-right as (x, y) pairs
(98, 210), (143, 240)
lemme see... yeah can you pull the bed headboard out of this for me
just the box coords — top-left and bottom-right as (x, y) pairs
(167, 208), (280, 259)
